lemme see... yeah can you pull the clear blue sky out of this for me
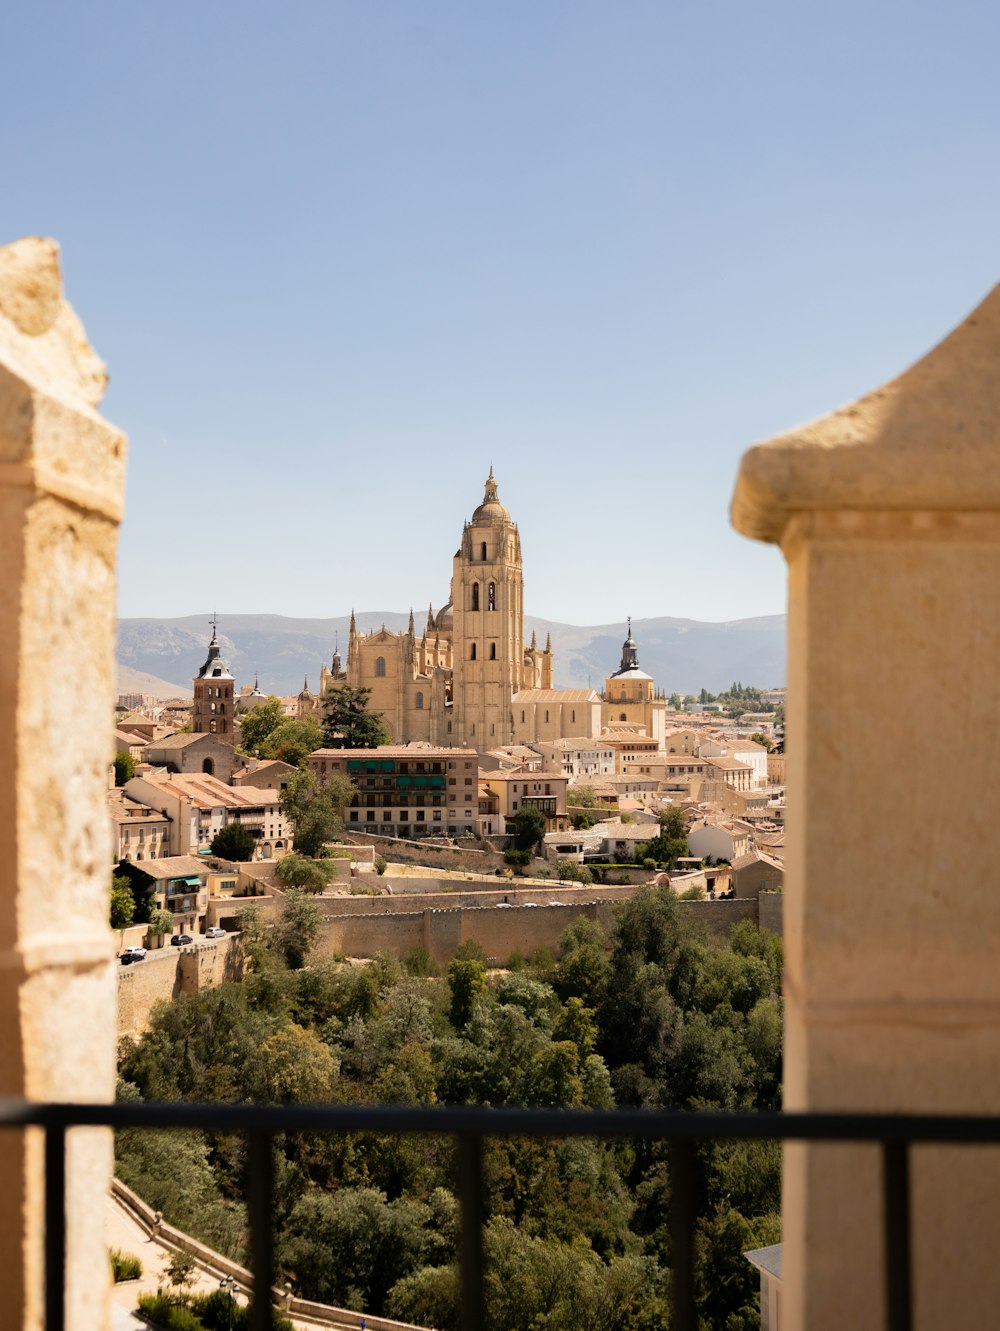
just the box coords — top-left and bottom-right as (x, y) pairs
(3, 1), (997, 625)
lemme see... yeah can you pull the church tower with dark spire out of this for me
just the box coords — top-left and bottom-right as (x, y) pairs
(192, 617), (235, 741)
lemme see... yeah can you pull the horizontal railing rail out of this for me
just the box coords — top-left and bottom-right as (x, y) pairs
(6, 1099), (1000, 1331)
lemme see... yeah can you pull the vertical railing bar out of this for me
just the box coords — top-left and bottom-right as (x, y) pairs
(669, 1137), (697, 1331)
(883, 1139), (913, 1331)
(457, 1132), (485, 1331)
(44, 1123), (66, 1331)
(247, 1130), (275, 1331)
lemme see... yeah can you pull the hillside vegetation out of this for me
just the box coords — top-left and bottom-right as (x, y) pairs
(117, 888), (782, 1329)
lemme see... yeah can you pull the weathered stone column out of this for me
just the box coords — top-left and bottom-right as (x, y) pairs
(731, 287), (1000, 1331)
(0, 237), (125, 1329)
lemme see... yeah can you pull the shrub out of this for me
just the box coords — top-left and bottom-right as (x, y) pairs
(504, 847), (531, 868)
(136, 1293), (203, 1331)
(403, 946), (436, 977)
(146, 908), (174, 938)
(192, 1289), (296, 1331)
(374, 854), (387, 876)
(109, 1247), (142, 1281)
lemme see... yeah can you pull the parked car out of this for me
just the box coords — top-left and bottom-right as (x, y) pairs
(119, 946), (146, 964)
(170, 934), (194, 947)
(204, 926), (226, 940)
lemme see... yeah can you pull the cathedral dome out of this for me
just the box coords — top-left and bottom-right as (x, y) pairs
(436, 600), (454, 631)
(471, 467), (510, 525)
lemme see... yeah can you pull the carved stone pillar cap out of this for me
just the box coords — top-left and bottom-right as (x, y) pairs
(731, 284), (1000, 543)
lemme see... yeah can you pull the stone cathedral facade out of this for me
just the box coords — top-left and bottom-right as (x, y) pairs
(318, 470), (575, 749)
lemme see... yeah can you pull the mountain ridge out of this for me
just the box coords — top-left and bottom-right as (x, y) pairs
(117, 612), (786, 698)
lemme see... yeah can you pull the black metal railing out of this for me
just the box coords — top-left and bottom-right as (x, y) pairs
(5, 1099), (1000, 1331)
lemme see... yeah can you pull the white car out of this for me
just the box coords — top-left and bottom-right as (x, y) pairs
(204, 926), (226, 939)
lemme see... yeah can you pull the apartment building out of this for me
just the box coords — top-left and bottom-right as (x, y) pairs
(308, 746), (480, 837)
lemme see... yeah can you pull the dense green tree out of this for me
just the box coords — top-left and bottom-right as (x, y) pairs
(446, 958), (487, 1028)
(110, 874), (136, 928)
(210, 823), (256, 861)
(113, 751), (136, 786)
(259, 716), (323, 766)
(274, 853), (335, 894)
(273, 890), (323, 969)
(553, 996), (597, 1059)
(237, 697), (283, 755)
(115, 873), (784, 1326)
(637, 804), (689, 868)
(278, 1188), (433, 1311)
(280, 767), (355, 857)
(506, 805), (547, 852)
(322, 685), (392, 749)
(260, 1023), (339, 1102)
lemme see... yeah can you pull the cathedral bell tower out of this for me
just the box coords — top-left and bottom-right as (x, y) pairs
(451, 469), (524, 748)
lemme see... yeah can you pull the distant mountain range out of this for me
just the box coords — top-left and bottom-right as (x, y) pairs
(117, 612), (786, 699)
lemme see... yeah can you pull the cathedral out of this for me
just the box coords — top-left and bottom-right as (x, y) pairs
(317, 470), (665, 751)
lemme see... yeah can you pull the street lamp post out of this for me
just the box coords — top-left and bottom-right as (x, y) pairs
(219, 1274), (237, 1330)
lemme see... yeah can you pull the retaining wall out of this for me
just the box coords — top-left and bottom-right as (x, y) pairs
(117, 934), (243, 1038)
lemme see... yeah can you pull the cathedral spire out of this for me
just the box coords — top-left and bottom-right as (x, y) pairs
(349, 608), (356, 635)
(545, 631), (552, 653)
(408, 608), (415, 636)
(620, 619), (639, 672)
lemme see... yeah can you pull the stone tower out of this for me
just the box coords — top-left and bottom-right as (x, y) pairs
(451, 469), (524, 747)
(192, 619), (235, 740)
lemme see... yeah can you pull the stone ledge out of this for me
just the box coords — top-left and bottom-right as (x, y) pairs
(731, 284), (1000, 544)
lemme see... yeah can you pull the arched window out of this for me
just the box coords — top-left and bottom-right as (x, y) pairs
(489, 643), (496, 660)
(571, 710), (576, 723)
(471, 583), (480, 611)
(415, 691), (424, 709)
(620, 712), (627, 721)
(470, 643), (477, 661)
(481, 541), (487, 561)
(488, 582), (496, 610)
(202, 758), (214, 775)
(545, 710), (549, 723)
(375, 656), (386, 677)
(210, 702), (216, 712)
(210, 720), (217, 734)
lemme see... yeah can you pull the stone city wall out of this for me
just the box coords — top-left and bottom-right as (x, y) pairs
(759, 890), (783, 935)
(316, 895), (759, 966)
(312, 883), (640, 917)
(116, 935), (243, 1039)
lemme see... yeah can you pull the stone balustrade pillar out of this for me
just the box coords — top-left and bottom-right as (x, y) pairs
(731, 286), (1000, 1331)
(0, 237), (126, 1329)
